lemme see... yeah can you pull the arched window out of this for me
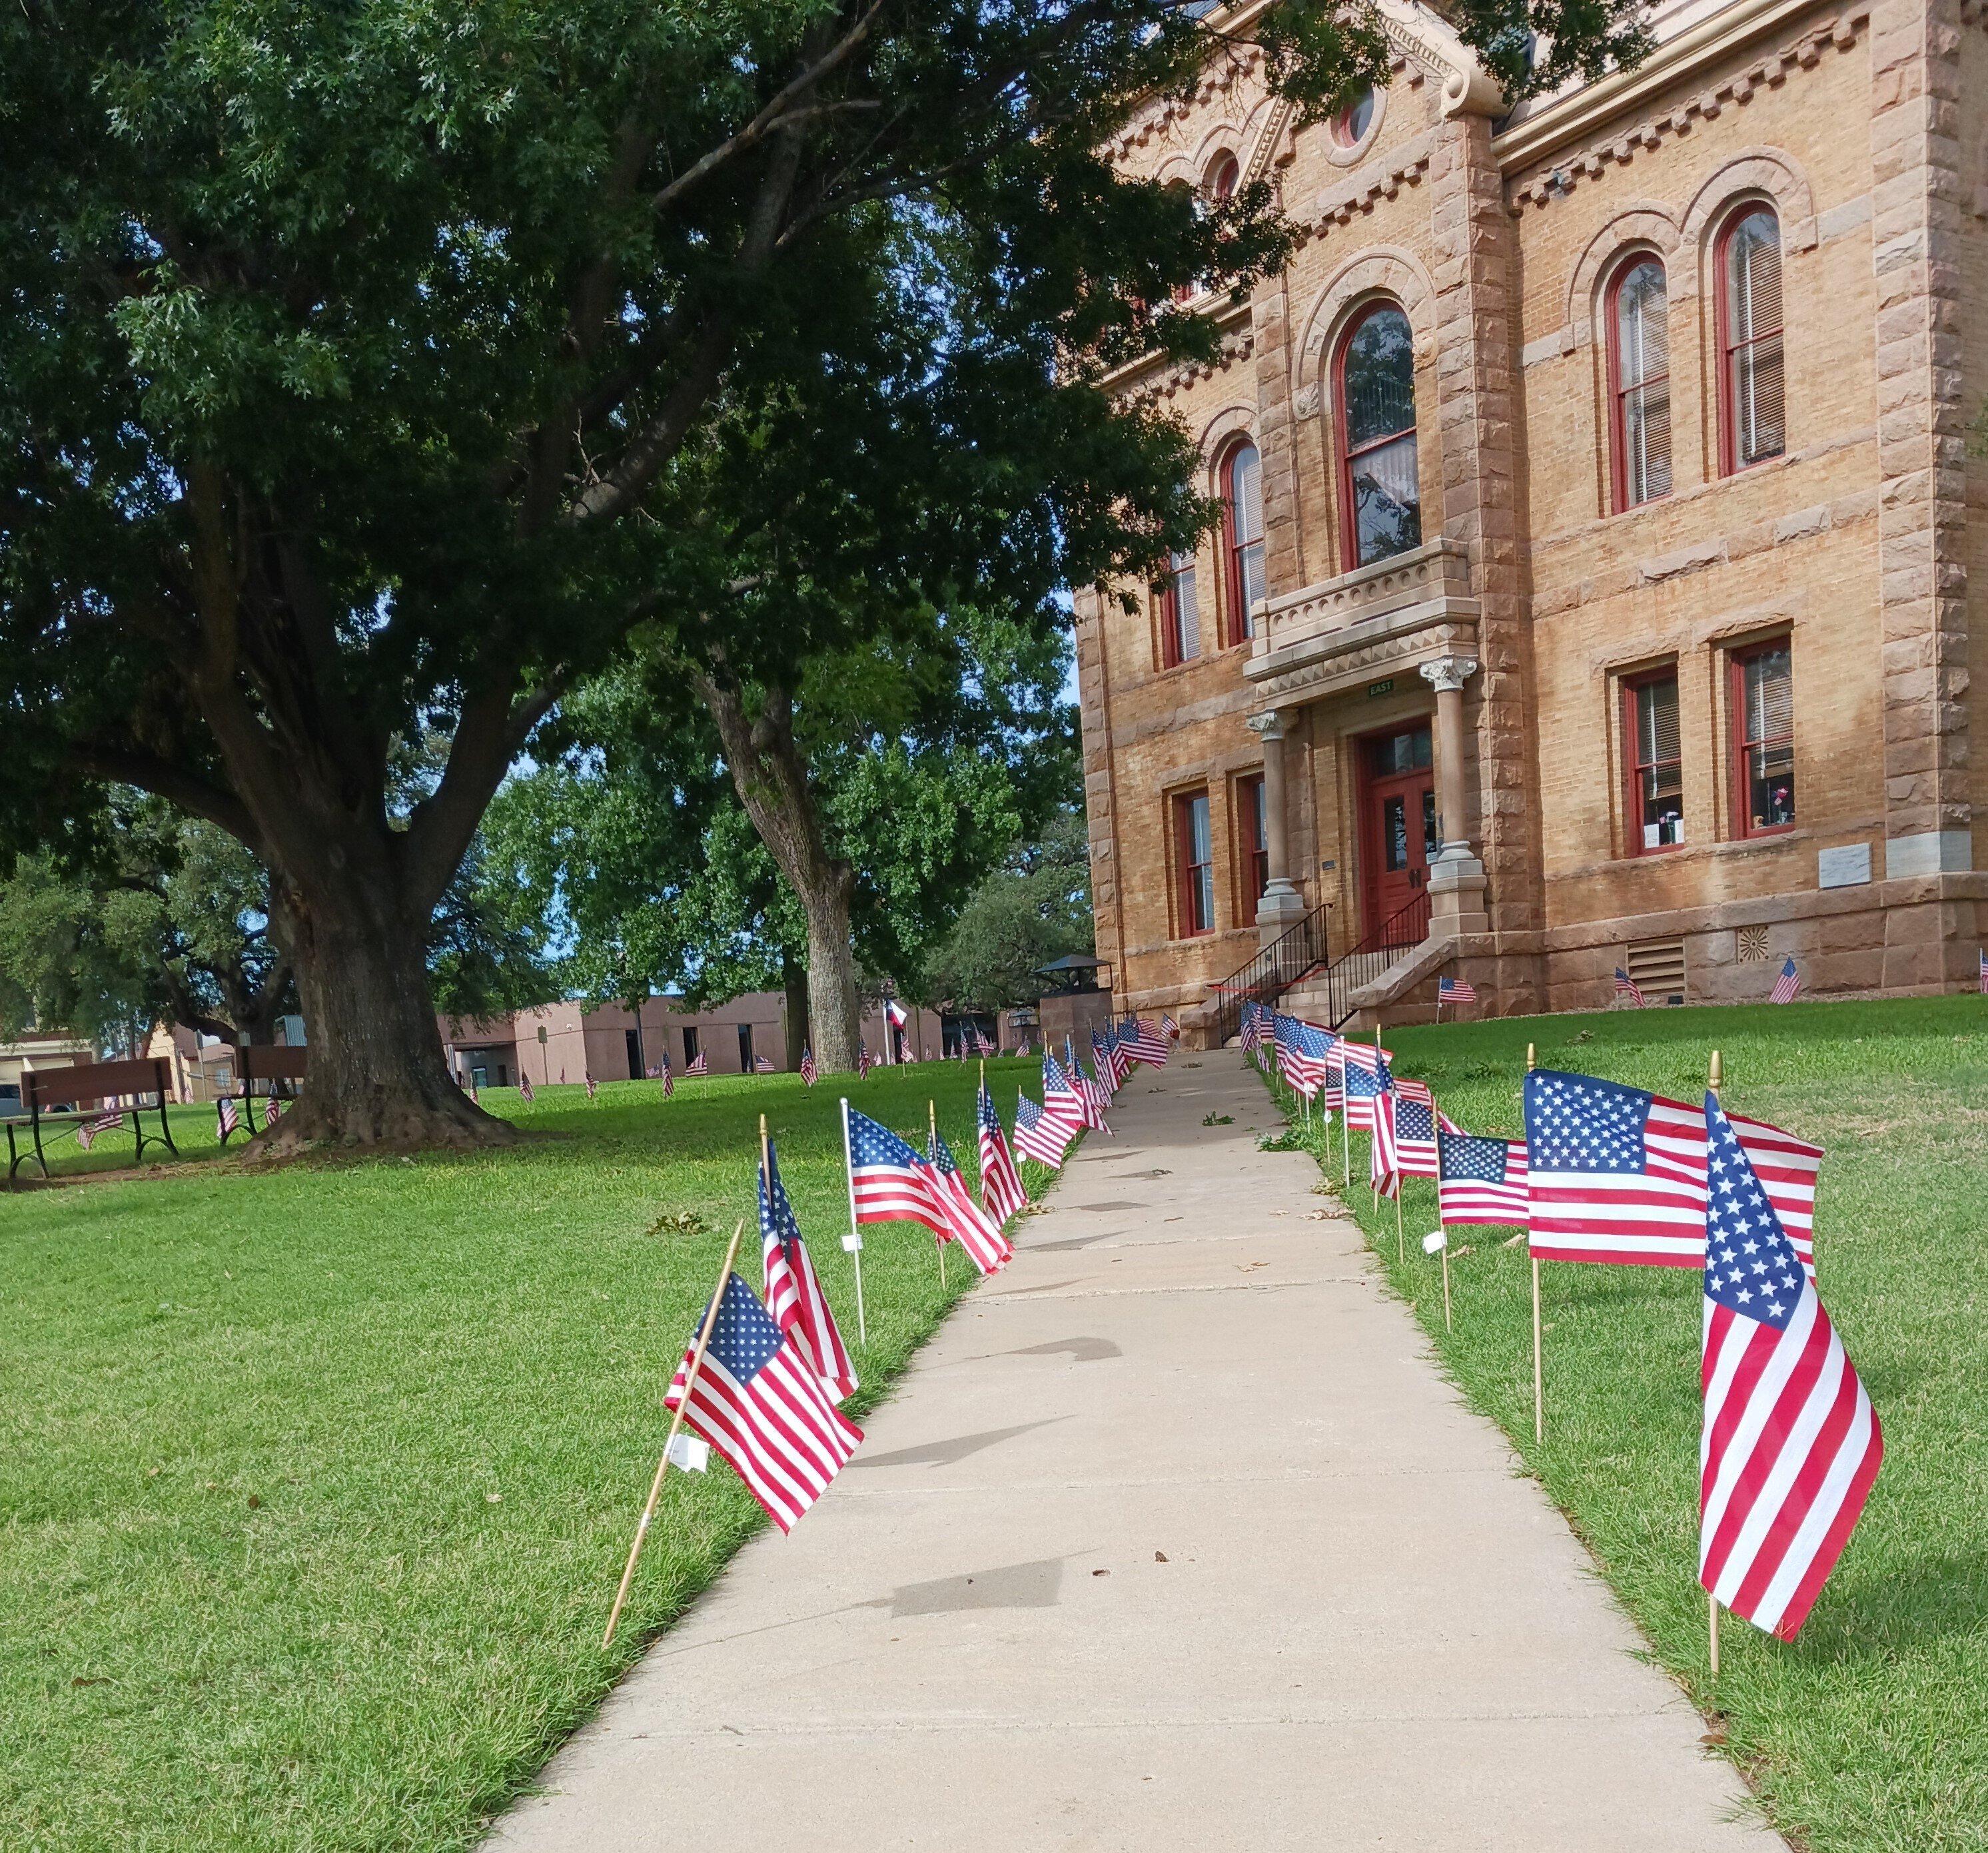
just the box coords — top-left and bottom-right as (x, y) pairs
(1205, 152), (1239, 200)
(1608, 256), (1672, 510)
(1330, 86), (1376, 148)
(1157, 549), (1200, 668)
(1335, 302), (1421, 569)
(1220, 440), (1266, 644)
(1718, 206), (1784, 474)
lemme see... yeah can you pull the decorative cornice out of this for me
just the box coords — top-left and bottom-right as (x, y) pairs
(1374, 0), (1506, 117)
(1298, 137), (1435, 251)
(1501, 0), (1867, 198)
(1121, 318), (1257, 406)
(1108, 43), (1264, 163)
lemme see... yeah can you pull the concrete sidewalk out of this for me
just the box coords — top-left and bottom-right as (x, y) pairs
(485, 1054), (1781, 1852)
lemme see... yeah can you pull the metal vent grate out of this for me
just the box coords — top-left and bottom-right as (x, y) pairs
(1624, 936), (1687, 1006)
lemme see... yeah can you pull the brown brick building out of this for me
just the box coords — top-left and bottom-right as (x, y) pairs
(1079, 0), (1987, 1035)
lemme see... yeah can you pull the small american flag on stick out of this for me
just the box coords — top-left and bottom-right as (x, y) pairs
(685, 1052), (708, 1076)
(1700, 1094), (1880, 1640)
(77, 1112), (124, 1152)
(1979, 948), (1987, 994)
(979, 1082), (1028, 1226)
(1162, 1012), (1179, 1039)
(264, 1094), (280, 1130)
(519, 1074), (535, 1102)
(666, 1273), (861, 1533)
(1437, 1126), (1529, 1228)
(585, 1074), (598, 1100)
(1437, 974), (1477, 1007)
(761, 1138), (857, 1402)
(927, 1124), (1012, 1275)
(1769, 956), (1801, 1004)
(217, 1095), (241, 1138)
(799, 1046), (817, 1086)
(857, 1041), (873, 1080)
(753, 1054), (775, 1072)
(845, 1107), (955, 1244)
(658, 1055), (674, 1097)
(1613, 966), (1646, 1007)
(1013, 1092), (1072, 1169)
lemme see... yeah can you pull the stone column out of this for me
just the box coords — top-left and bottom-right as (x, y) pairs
(1418, 655), (1489, 936)
(1247, 709), (1307, 940)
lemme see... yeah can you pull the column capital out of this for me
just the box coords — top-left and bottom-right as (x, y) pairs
(1418, 655), (1479, 695)
(1245, 708), (1295, 742)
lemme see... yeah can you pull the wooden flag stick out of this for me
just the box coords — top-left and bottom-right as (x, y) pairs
(929, 1100), (947, 1288)
(603, 1216), (747, 1648)
(1370, 1016), (1384, 1211)
(1528, 1040), (1543, 1445)
(1440, 1238), (1452, 1331)
(1707, 1046), (1723, 1679)
(839, 1098), (869, 1347)
(1394, 1183), (1404, 1264)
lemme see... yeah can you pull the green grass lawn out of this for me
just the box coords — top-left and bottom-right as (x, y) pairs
(1268, 997), (1988, 1853)
(1, 1062), (1054, 1852)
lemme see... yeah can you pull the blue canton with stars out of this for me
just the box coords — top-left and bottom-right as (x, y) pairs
(847, 1106), (927, 1169)
(759, 1140), (801, 1248)
(978, 1085), (1002, 1137)
(1438, 1126), (1511, 1184)
(1396, 1098), (1435, 1144)
(1344, 1056), (1394, 1100)
(1704, 1094), (1805, 1329)
(928, 1125), (962, 1178)
(1524, 1070), (1654, 1172)
(700, 1275), (785, 1383)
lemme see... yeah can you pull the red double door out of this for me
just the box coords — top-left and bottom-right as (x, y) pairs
(1358, 722), (1436, 934)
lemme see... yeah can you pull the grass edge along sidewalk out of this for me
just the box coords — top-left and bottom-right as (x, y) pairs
(0, 1061), (1075, 1853)
(1258, 998), (1987, 1853)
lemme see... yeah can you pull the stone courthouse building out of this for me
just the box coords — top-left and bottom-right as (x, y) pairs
(1076, 0), (1988, 1034)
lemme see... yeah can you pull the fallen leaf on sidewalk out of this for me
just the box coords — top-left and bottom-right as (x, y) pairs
(1155, 1552), (1169, 1563)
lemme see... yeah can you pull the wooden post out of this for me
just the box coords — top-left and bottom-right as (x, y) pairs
(1528, 1041), (1542, 1445)
(839, 1098), (869, 1346)
(929, 1099), (947, 1288)
(1441, 1238), (1452, 1332)
(1707, 1046), (1722, 1678)
(603, 1216), (746, 1648)
(1394, 1182), (1404, 1264)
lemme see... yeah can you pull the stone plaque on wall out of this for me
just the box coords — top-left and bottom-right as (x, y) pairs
(1817, 843), (1873, 890)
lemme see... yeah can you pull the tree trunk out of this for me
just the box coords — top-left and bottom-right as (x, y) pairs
(254, 869), (512, 1155)
(781, 952), (810, 1070)
(797, 875), (861, 1072)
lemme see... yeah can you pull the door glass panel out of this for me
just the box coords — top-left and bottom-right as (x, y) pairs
(1384, 795), (1408, 871)
(1422, 788), (1438, 858)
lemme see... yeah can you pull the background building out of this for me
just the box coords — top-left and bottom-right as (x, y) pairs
(1081, 0), (1985, 1036)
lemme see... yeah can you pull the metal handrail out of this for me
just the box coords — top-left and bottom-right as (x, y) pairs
(1305, 888), (1432, 1028)
(1207, 901), (1332, 1046)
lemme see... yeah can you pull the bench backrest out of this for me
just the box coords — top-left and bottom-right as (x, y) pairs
(25, 1056), (171, 1112)
(241, 1044), (308, 1084)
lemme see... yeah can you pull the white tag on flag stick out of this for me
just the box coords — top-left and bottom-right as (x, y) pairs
(667, 1433), (711, 1473)
(841, 1232), (864, 1252)
(1422, 1230), (1448, 1255)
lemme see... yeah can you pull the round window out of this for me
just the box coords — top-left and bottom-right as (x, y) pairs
(1330, 87), (1376, 149)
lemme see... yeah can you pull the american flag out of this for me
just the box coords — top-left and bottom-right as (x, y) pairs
(845, 1105), (955, 1244)
(927, 1124), (1013, 1274)
(658, 1055), (674, 1098)
(1273, 1015), (1332, 1099)
(1525, 1069), (1825, 1272)
(1041, 1055), (1087, 1140)
(1370, 1086), (1400, 1198)
(1614, 966), (1646, 1007)
(1438, 974), (1478, 1006)
(262, 1094), (280, 1130)
(857, 1041), (873, 1080)
(1699, 1094), (1880, 1640)
(799, 1046), (817, 1086)
(1162, 1012), (1179, 1039)
(1125, 1017), (1169, 1066)
(1013, 1091), (1072, 1168)
(665, 1273), (861, 1533)
(1340, 1046), (1394, 1134)
(585, 1074), (598, 1100)
(1239, 1000), (1264, 1053)
(1091, 1026), (1121, 1093)
(217, 1095), (241, 1138)
(76, 1111), (124, 1152)
(761, 1140), (857, 1401)
(1073, 1058), (1113, 1134)
(1436, 1126), (1530, 1227)
(520, 1074), (536, 1102)
(979, 1082), (1028, 1226)
(1769, 956), (1801, 1004)
(1980, 948), (1987, 994)
(686, 1052), (708, 1076)
(753, 1054), (776, 1072)
(1392, 1090), (1441, 1178)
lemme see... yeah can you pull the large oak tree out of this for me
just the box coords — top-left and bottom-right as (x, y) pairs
(1, 0), (1644, 1148)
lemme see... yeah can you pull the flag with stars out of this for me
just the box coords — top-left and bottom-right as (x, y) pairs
(1162, 1012), (1179, 1040)
(1700, 1094), (1880, 1640)
(1392, 1086), (1441, 1179)
(800, 1046), (818, 1086)
(845, 1105), (954, 1244)
(1274, 1016), (1333, 1102)
(1525, 1068), (1825, 1271)
(979, 1082), (1028, 1226)
(1073, 1058), (1113, 1134)
(217, 1095), (240, 1138)
(658, 1054), (674, 1098)
(1437, 1126), (1529, 1227)
(666, 1273), (862, 1533)
(1614, 966), (1646, 1007)
(1341, 1046), (1394, 1134)
(761, 1139), (857, 1403)
(1091, 1027), (1121, 1094)
(927, 1124), (1012, 1275)
(1013, 1090), (1072, 1168)
(520, 1074), (535, 1102)
(585, 1074), (598, 1100)
(857, 1042), (873, 1080)
(1370, 1085), (1400, 1198)
(1125, 1017), (1170, 1065)
(1769, 956), (1801, 1004)
(1438, 974), (1478, 1006)
(686, 1052), (708, 1076)
(77, 1111), (124, 1152)
(262, 1094), (280, 1131)
(1041, 1054), (1087, 1139)
(753, 1054), (776, 1072)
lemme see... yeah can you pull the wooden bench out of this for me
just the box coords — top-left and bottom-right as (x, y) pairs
(221, 1044), (308, 1144)
(6, 1056), (177, 1186)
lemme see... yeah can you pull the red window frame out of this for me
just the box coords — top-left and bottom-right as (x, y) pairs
(1622, 668), (1683, 857)
(1173, 789), (1215, 937)
(1729, 639), (1795, 839)
(1715, 205), (1783, 478)
(1219, 438), (1264, 648)
(1606, 254), (1672, 514)
(1155, 550), (1199, 669)
(1333, 300), (1420, 572)
(1235, 773), (1268, 911)
(1206, 152), (1238, 200)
